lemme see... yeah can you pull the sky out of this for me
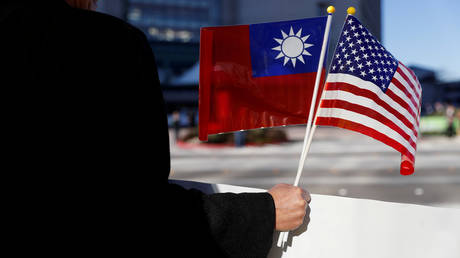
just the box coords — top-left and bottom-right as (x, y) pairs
(382, 0), (460, 82)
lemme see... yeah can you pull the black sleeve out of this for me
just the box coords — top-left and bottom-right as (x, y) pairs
(202, 191), (276, 257)
(163, 183), (275, 258)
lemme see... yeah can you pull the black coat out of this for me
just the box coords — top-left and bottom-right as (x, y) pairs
(1, 1), (275, 257)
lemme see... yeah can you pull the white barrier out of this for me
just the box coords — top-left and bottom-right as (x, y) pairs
(171, 180), (460, 258)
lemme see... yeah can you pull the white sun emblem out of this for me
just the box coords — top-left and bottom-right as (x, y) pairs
(272, 27), (314, 68)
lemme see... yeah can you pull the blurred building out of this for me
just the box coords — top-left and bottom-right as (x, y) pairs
(127, 0), (221, 43)
(126, 0), (222, 84)
(99, 0), (220, 85)
(411, 66), (460, 114)
(225, 0), (381, 64)
(97, 0), (382, 123)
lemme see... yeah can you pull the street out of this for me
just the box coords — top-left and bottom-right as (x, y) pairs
(169, 127), (460, 209)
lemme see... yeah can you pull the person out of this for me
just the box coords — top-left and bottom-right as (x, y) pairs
(172, 110), (181, 142)
(1, 1), (310, 257)
(457, 108), (460, 136)
(446, 104), (456, 137)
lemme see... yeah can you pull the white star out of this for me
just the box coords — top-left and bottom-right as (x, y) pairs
(357, 63), (363, 69)
(372, 76), (377, 81)
(272, 27), (314, 67)
(354, 56), (361, 62)
(369, 68), (375, 74)
(346, 60), (352, 65)
(360, 71), (367, 76)
(349, 66), (355, 72)
(363, 53), (369, 59)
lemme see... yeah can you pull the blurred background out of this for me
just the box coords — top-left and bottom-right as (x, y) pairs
(97, 0), (459, 208)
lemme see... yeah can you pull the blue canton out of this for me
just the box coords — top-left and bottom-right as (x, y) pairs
(249, 17), (327, 78)
(330, 16), (398, 92)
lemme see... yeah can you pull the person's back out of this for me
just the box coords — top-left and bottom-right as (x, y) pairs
(2, 0), (170, 170)
(1, 0), (170, 254)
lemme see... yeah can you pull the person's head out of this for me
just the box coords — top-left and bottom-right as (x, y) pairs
(65, 0), (98, 11)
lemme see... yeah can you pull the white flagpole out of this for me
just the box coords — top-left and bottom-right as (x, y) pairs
(277, 5), (335, 248)
(293, 7), (357, 178)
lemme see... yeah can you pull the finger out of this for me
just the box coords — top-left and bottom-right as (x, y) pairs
(301, 189), (311, 203)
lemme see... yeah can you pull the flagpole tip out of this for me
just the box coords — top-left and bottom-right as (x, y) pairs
(347, 6), (356, 15)
(327, 6), (335, 14)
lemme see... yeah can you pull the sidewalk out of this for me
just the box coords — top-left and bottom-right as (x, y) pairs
(170, 126), (460, 157)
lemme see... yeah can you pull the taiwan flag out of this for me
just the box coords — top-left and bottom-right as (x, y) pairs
(199, 17), (328, 141)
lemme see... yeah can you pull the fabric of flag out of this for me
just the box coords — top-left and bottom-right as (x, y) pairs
(315, 15), (422, 175)
(199, 17), (327, 141)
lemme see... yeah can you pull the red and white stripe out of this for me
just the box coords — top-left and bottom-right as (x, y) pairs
(316, 62), (422, 173)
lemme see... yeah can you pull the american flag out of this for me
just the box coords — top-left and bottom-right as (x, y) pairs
(315, 15), (422, 175)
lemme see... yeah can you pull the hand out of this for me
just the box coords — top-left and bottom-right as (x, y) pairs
(268, 183), (311, 231)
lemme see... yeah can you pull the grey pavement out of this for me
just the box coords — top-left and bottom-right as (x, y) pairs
(169, 126), (460, 209)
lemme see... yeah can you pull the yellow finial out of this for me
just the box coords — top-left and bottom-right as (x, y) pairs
(347, 6), (356, 15)
(327, 6), (335, 14)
